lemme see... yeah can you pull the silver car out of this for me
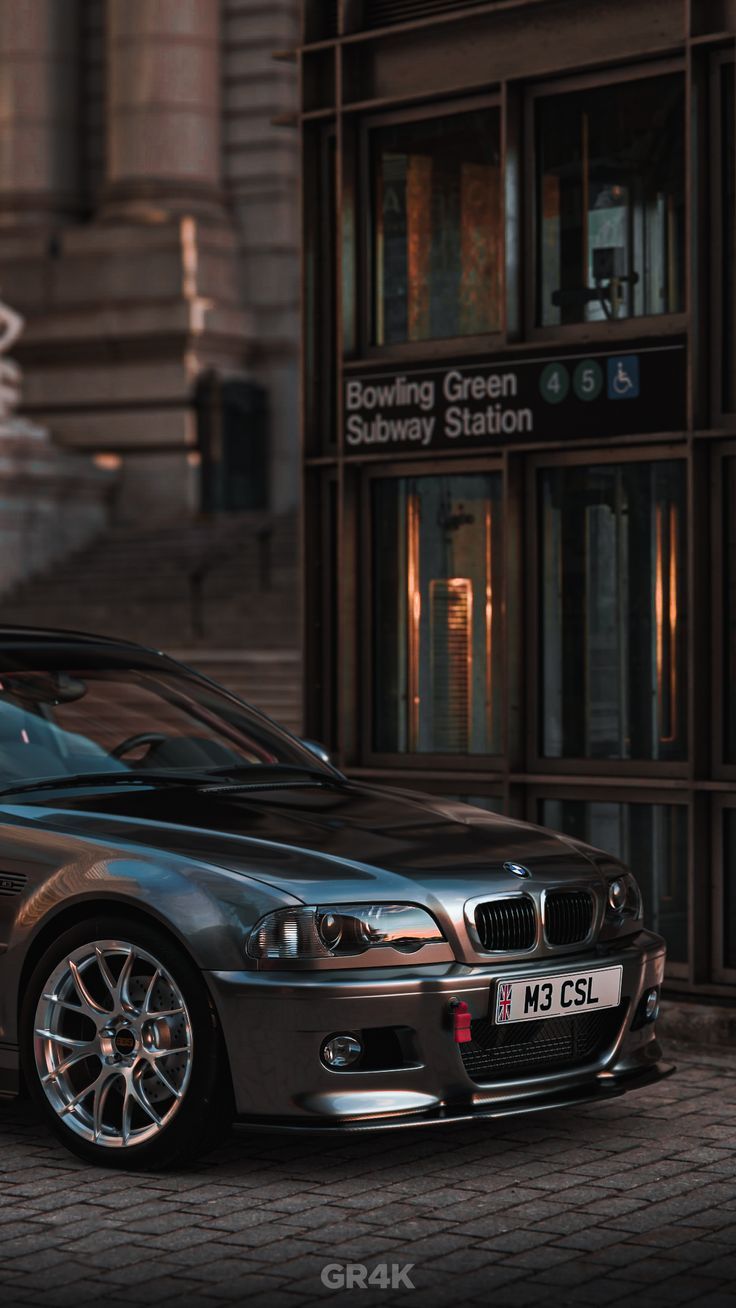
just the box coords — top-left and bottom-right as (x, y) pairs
(0, 629), (672, 1168)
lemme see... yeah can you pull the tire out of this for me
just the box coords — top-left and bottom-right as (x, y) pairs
(20, 914), (233, 1170)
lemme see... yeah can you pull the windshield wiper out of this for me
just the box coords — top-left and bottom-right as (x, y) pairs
(0, 770), (223, 800)
(0, 763), (347, 801)
(0, 761), (348, 802)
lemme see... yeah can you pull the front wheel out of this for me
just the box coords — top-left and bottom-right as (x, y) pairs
(21, 916), (232, 1169)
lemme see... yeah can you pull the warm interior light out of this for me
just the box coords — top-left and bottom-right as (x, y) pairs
(485, 505), (493, 745)
(430, 577), (472, 753)
(655, 500), (678, 745)
(407, 491), (421, 751)
(668, 502), (678, 742)
(92, 453), (122, 471)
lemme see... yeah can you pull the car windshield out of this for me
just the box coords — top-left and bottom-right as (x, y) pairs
(0, 654), (327, 789)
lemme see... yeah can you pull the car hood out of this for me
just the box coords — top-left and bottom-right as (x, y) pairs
(11, 778), (606, 903)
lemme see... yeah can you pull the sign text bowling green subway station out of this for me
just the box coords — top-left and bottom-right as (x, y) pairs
(343, 344), (686, 451)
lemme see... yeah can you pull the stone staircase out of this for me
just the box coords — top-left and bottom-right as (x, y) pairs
(1, 513), (303, 733)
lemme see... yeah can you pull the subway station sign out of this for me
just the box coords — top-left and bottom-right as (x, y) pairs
(343, 343), (686, 452)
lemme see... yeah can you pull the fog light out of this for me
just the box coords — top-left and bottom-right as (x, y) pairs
(608, 879), (627, 911)
(631, 985), (661, 1031)
(644, 987), (660, 1022)
(321, 1033), (363, 1069)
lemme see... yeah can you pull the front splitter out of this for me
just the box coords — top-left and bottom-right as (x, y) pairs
(232, 1059), (676, 1135)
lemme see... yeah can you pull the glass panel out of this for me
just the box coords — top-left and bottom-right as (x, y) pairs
(0, 666), (321, 781)
(537, 74), (685, 326)
(541, 799), (688, 963)
(724, 809), (736, 969)
(373, 473), (503, 754)
(723, 64), (736, 413)
(540, 461), (687, 761)
(372, 110), (502, 345)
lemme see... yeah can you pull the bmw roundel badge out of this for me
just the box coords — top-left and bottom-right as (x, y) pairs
(503, 861), (531, 878)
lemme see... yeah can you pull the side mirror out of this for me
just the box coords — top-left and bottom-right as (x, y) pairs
(301, 738), (333, 766)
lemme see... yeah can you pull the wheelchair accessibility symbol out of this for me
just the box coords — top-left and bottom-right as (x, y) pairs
(607, 355), (640, 400)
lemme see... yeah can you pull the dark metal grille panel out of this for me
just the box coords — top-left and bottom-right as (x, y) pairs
(363, 0), (492, 29)
(0, 872), (26, 897)
(475, 897), (535, 952)
(323, 0), (339, 36)
(305, 0), (338, 39)
(460, 1003), (626, 1082)
(544, 890), (595, 946)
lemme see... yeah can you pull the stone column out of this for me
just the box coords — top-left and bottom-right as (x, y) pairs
(104, 0), (223, 218)
(0, 0), (79, 228)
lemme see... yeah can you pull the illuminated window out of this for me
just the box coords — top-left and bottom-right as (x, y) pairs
(371, 110), (502, 345)
(536, 74), (685, 327)
(540, 799), (688, 963)
(373, 474), (503, 754)
(540, 461), (687, 761)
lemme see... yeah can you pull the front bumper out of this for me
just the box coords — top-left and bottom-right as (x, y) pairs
(206, 929), (671, 1129)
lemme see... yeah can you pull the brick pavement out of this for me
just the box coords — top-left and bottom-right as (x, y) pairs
(0, 1041), (735, 1308)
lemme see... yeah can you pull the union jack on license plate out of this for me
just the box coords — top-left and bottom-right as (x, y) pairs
(496, 982), (513, 1023)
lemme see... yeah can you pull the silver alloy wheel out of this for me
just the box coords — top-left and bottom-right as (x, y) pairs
(33, 938), (193, 1148)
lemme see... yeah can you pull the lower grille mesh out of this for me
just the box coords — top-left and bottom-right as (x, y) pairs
(460, 1003), (626, 1082)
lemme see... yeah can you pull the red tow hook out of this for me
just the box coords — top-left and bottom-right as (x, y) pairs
(451, 999), (472, 1044)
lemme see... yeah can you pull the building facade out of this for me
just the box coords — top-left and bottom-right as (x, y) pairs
(0, 0), (301, 521)
(299, 0), (736, 998)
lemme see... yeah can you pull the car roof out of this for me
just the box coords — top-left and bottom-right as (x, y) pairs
(0, 625), (158, 654)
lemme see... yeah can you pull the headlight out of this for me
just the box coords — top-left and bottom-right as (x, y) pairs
(608, 879), (627, 911)
(606, 872), (642, 921)
(247, 903), (446, 960)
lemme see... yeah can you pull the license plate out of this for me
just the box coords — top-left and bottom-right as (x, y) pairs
(494, 965), (623, 1025)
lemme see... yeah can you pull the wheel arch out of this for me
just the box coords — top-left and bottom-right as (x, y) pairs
(16, 897), (236, 1111)
(18, 897), (199, 1015)
(17, 897), (236, 1162)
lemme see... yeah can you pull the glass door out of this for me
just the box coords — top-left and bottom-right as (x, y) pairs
(371, 469), (503, 758)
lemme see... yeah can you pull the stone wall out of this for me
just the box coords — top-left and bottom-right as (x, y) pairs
(222, 1), (301, 513)
(0, 0), (301, 523)
(0, 425), (114, 597)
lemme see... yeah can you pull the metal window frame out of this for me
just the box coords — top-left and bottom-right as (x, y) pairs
(297, 7), (736, 996)
(359, 454), (506, 770)
(356, 92), (504, 362)
(711, 440), (736, 780)
(526, 442), (691, 780)
(712, 792), (736, 984)
(524, 57), (689, 344)
(302, 120), (339, 457)
(527, 781), (691, 981)
(710, 50), (736, 431)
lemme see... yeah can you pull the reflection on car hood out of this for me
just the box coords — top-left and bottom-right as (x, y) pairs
(6, 779), (605, 900)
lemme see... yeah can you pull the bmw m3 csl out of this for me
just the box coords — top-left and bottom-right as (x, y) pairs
(0, 629), (672, 1167)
